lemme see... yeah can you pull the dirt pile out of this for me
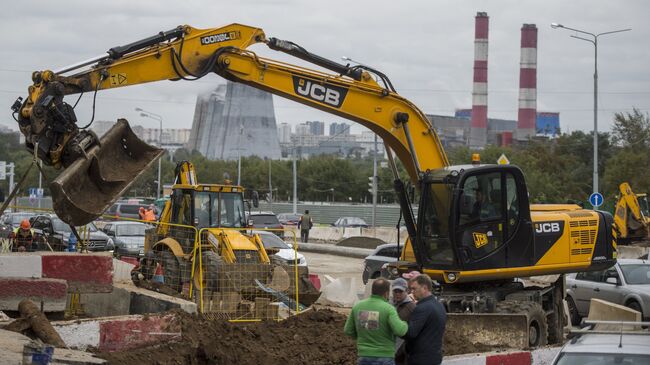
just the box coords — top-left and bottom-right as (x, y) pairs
(99, 308), (505, 364)
(99, 309), (357, 365)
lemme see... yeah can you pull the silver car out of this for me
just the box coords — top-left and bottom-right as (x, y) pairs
(103, 221), (149, 257)
(552, 330), (650, 364)
(566, 259), (650, 323)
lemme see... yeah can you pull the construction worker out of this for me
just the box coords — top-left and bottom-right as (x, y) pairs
(392, 278), (416, 365)
(298, 210), (313, 243)
(138, 206), (156, 222)
(345, 278), (408, 365)
(10, 219), (35, 252)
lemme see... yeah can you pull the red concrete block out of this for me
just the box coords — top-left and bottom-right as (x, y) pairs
(486, 351), (531, 365)
(42, 254), (113, 293)
(98, 315), (179, 352)
(0, 278), (68, 312)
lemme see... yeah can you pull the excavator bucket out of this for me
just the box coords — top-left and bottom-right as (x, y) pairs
(51, 119), (163, 226)
(445, 313), (530, 351)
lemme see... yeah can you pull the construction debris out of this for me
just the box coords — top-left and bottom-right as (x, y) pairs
(5, 299), (66, 348)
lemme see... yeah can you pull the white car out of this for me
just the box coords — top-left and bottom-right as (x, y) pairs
(253, 230), (307, 267)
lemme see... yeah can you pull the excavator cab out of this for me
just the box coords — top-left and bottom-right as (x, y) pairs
(412, 164), (616, 284)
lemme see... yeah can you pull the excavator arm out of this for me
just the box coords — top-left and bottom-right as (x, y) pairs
(14, 23), (447, 230)
(614, 182), (649, 242)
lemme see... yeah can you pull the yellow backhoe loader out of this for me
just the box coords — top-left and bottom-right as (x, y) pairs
(614, 182), (650, 244)
(13, 23), (617, 348)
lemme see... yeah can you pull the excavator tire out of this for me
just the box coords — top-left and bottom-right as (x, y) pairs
(201, 251), (223, 293)
(160, 251), (181, 292)
(496, 300), (548, 348)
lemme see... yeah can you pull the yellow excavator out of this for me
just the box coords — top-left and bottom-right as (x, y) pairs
(614, 182), (650, 244)
(13, 23), (617, 348)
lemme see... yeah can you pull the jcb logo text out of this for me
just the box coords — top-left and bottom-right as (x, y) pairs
(292, 76), (348, 108)
(535, 222), (561, 234)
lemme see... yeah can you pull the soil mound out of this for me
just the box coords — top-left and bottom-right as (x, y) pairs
(99, 308), (506, 364)
(99, 309), (357, 365)
(336, 237), (385, 249)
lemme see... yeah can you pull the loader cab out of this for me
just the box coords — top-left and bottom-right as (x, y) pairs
(416, 165), (533, 276)
(169, 184), (247, 229)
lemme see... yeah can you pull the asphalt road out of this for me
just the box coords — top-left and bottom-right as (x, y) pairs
(302, 251), (364, 281)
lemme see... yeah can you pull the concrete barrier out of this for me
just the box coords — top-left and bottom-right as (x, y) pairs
(0, 278), (68, 312)
(79, 283), (197, 317)
(298, 242), (373, 258)
(0, 253), (113, 293)
(53, 313), (181, 352)
(441, 347), (561, 365)
(587, 298), (642, 330)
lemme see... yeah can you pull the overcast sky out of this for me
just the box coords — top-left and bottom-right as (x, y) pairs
(1, 0), (648, 136)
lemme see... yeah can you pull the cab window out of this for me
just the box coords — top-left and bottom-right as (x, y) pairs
(458, 172), (503, 226)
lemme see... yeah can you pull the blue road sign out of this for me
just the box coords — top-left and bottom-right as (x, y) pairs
(589, 192), (604, 207)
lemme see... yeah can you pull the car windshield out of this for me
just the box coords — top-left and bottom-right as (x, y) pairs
(259, 233), (291, 250)
(554, 353), (650, 365)
(52, 219), (97, 233)
(251, 215), (279, 225)
(116, 224), (147, 236)
(620, 264), (650, 285)
(194, 191), (246, 228)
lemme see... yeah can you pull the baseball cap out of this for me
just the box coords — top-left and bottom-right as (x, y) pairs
(401, 270), (421, 280)
(392, 278), (408, 292)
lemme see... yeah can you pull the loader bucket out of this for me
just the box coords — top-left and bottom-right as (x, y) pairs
(51, 119), (163, 226)
(444, 313), (530, 353)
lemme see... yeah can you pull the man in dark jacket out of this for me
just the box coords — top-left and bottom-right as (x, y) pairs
(403, 274), (446, 365)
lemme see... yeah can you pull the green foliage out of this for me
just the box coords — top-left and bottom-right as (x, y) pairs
(2, 108), (649, 208)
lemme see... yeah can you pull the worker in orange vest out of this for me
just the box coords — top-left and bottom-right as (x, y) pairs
(10, 219), (35, 252)
(139, 206), (156, 222)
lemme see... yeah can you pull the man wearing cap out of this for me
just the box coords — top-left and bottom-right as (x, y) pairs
(404, 274), (447, 365)
(345, 278), (408, 365)
(392, 278), (415, 365)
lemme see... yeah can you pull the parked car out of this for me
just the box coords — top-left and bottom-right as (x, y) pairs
(333, 217), (369, 228)
(551, 330), (650, 364)
(30, 214), (114, 252)
(103, 221), (149, 257)
(277, 213), (302, 226)
(248, 211), (284, 238)
(0, 212), (38, 238)
(566, 258), (650, 324)
(362, 243), (402, 284)
(254, 230), (307, 267)
(104, 202), (151, 220)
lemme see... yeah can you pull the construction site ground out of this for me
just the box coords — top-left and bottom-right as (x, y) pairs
(98, 308), (508, 365)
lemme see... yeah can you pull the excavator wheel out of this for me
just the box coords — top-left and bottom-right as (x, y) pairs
(201, 251), (223, 293)
(160, 251), (181, 292)
(496, 301), (548, 348)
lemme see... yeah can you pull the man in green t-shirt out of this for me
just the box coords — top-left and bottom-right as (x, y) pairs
(344, 278), (408, 365)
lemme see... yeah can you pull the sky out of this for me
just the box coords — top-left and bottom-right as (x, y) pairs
(1, 0), (648, 136)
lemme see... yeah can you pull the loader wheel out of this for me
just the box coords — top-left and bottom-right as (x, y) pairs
(201, 251), (223, 293)
(160, 251), (181, 292)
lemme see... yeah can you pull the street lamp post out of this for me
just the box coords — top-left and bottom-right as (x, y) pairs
(550, 23), (631, 206)
(135, 107), (163, 199)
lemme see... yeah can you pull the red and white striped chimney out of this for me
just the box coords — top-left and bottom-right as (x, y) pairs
(517, 24), (538, 140)
(470, 12), (489, 149)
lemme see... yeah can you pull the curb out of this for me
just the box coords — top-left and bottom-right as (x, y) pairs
(442, 347), (560, 365)
(0, 253), (113, 293)
(53, 313), (180, 352)
(298, 242), (373, 259)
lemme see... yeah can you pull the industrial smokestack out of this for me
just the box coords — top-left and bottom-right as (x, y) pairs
(517, 24), (538, 140)
(470, 12), (489, 149)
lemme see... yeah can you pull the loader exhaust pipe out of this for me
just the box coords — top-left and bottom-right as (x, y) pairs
(51, 119), (163, 226)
